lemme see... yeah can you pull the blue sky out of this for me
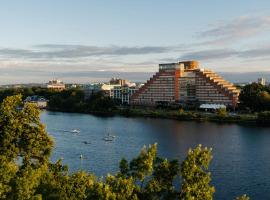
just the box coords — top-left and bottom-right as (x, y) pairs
(0, 0), (270, 84)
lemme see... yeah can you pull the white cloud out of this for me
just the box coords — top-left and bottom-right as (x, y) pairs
(197, 15), (270, 45)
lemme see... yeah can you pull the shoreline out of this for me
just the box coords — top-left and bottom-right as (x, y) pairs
(46, 107), (260, 126)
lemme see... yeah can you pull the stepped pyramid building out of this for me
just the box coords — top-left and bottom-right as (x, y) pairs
(131, 61), (240, 108)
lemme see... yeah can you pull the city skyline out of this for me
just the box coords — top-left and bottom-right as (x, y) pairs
(1, 0), (270, 84)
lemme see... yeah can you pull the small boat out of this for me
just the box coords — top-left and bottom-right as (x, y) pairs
(103, 137), (114, 142)
(107, 133), (116, 138)
(71, 129), (80, 133)
(109, 134), (116, 138)
(82, 141), (91, 144)
(102, 133), (116, 141)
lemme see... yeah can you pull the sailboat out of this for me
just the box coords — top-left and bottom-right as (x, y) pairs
(103, 133), (116, 141)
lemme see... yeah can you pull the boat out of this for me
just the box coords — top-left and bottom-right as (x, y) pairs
(71, 129), (80, 133)
(103, 137), (114, 142)
(108, 133), (116, 138)
(102, 133), (116, 141)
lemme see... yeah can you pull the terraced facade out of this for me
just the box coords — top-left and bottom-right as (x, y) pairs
(131, 61), (239, 108)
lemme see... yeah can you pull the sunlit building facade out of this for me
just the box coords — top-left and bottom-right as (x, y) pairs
(131, 61), (240, 108)
(47, 79), (66, 91)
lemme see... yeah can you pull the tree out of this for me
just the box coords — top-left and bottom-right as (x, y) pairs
(118, 144), (179, 199)
(258, 91), (270, 110)
(239, 83), (270, 111)
(85, 91), (116, 112)
(180, 144), (215, 200)
(128, 144), (157, 184)
(257, 111), (270, 125)
(217, 107), (227, 118)
(144, 158), (179, 199)
(0, 95), (53, 199)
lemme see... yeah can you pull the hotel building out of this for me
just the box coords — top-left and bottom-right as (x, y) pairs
(131, 61), (240, 108)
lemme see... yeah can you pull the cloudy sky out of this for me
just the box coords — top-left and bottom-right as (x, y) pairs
(1, 0), (270, 84)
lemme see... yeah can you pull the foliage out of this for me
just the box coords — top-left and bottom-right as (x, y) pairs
(85, 91), (116, 112)
(0, 87), (58, 103)
(0, 95), (53, 199)
(0, 87), (116, 113)
(256, 111), (270, 125)
(47, 88), (85, 112)
(144, 158), (179, 199)
(239, 83), (270, 111)
(180, 145), (215, 200)
(217, 107), (228, 118)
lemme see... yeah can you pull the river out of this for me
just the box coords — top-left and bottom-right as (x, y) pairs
(41, 111), (270, 200)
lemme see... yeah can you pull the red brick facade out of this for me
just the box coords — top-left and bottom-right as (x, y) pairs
(131, 61), (239, 108)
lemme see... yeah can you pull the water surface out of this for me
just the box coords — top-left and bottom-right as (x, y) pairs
(41, 111), (270, 200)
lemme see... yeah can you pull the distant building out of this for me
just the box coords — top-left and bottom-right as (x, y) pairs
(99, 78), (139, 101)
(24, 96), (48, 109)
(258, 78), (266, 86)
(109, 78), (129, 86)
(131, 61), (240, 108)
(82, 84), (102, 99)
(111, 84), (140, 105)
(65, 83), (79, 89)
(101, 83), (121, 96)
(47, 79), (65, 91)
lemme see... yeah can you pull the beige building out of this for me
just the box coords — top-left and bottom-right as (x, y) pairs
(101, 78), (136, 97)
(109, 78), (129, 86)
(258, 78), (266, 86)
(47, 79), (66, 91)
(131, 61), (240, 108)
(101, 83), (121, 96)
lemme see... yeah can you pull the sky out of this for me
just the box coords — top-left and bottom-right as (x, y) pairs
(1, 0), (270, 84)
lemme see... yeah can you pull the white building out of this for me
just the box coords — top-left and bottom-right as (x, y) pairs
(111, 84), (140, 105)
(25, 96), (48, 109)
(101, 83), (121, 96)
(258, 78), (266, 86)
(47, 79), (66, 91)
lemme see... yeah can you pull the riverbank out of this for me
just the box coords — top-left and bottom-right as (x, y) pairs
(47, 107), (259, 125)
(118, 108), (259, 125)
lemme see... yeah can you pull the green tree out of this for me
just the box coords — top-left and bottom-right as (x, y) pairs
(180, 144), (215, 200)
(258, 91), (270, 110)
(144, 158), (179, 199)
(85, 91), (116, 112)
(217, 107), (228, 118)
(129, 144), (157, 184)
(257, 111), (270, 125)
(0, 95), (53, 199)
(239, 83), (270, 111)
